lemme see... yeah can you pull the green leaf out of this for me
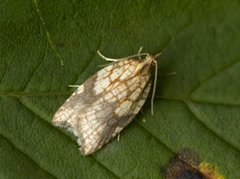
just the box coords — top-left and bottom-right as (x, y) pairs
(1, 0), (240, 178)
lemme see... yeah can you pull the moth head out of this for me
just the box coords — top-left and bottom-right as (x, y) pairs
(145, 55), (156, 65)
(146, 52), (161, 65)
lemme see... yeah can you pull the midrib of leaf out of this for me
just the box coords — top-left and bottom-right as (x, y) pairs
(1, 92), (240, 106)
(2, 49), (240, 105)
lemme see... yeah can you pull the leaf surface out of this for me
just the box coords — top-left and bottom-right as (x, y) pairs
(1, 0), (240, 178)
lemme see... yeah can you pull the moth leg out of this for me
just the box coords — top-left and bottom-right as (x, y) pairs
(68, 85), (81, 88)
(117, 134), (121, 141)
(138, 46), (143, 59)
(162, 71), (177, 76)
(142, 118), (147, 123)
(98, 63), (113, 68)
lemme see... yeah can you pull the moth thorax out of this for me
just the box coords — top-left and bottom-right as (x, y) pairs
(134, 56), (154, 74)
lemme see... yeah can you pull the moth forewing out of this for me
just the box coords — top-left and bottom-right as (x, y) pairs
(52, 51), (159, 155)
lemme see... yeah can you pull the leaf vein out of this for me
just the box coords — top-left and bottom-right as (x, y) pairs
(189, 56), (240, 94)
(21, 49), (48, 91)
(157, 95), (240, 107)
(17, 98), (120, 178)
(70, 37), (102, 86)
(136, 122), (175, 154)
(184, 101), (240, 152)
(0, 132), (57, 178)
(31, 0), (64, 65)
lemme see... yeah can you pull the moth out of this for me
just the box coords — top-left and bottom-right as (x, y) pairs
(52, 48), (160, 155)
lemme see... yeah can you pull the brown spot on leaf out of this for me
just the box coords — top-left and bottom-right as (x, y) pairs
(161, 149), (224, 179)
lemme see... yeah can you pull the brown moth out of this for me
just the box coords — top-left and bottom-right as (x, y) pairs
(52, 49), (160, 155)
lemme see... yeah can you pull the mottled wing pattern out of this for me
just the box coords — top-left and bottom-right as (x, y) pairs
(107, 81), (152, 140)
(53, 57), (154, 155)
(78, 81), (152, 155)
(52, 75), (98, 134)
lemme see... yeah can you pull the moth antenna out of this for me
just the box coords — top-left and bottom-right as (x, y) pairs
(97, 50), (149, 62)
(98, 63), (114, 68)
(151, 57), (160, 115)
(68, 85), (81, 88)
(97, 50), (119, 62)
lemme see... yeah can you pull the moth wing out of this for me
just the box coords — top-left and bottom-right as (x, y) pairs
(77, 81), (152, 155)
(52, 59), (136, 130)
(111, 81), (152, 138)
(52, 61), (119, 127)
(52, 58), (153, 155)
(52, 74), (98, 129)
